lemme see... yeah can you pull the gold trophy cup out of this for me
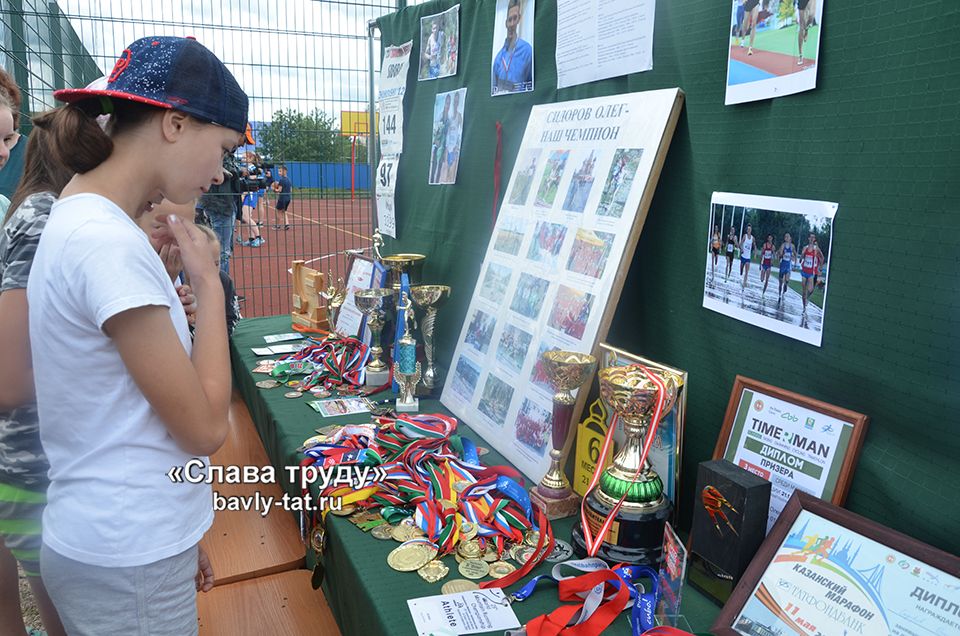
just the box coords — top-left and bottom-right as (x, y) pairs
(353, 288), (395, 385)
(572, 364), (679, 565)
(529, 350), (597, 520)
(410, 285), (451, 391)
(381, 253), (427, 291)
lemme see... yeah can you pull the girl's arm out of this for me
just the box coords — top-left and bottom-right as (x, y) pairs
(104, 217), (229, 456)
(0, 289), (33, 409)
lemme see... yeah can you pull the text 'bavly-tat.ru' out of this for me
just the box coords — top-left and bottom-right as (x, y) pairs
(166, 459), (389, 490)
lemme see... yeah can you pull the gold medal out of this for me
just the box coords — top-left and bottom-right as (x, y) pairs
(482, 545), (499, 563)
(387, 544), (431, 572)
(523, 530), (540, 547)
(310, 524), (326, 553)
(256, 379), (280, 389)
(459, 522), (478, 541)
(391, 524), (419, 542)
(457, 539), (482, 560)
(329, 504), (357, 516)
(372, 524), (395, 540)
(417, 559), (450, 583)
(488, 560), (516, 579)
(442, 579), (479, 594)
(458, 558), (490, 580)
(452, 480), (471, 493)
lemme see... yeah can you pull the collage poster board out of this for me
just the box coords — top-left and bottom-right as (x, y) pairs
(441, 89), (685, 482)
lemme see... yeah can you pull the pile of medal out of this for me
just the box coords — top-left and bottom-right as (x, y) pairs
(303, 413), (565, 587)
(346, 511), (576, 587)
(252, 334), (379, 401)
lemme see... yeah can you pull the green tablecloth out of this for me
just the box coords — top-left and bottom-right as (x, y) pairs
(231, 316), (720, 635)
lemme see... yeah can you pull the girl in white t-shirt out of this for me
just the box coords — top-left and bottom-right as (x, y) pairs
(27, 37), (248, 635)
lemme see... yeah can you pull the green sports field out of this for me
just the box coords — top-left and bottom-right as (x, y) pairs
(733, 25), (820, 60)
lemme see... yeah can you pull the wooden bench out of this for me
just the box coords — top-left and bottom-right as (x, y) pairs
(199, 390), (305, 586)
(197, 570), (340, 635)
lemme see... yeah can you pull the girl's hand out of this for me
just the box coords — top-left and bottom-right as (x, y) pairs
(196, 545), (215, 592)
(158, 242), (183, 282)
(164, 215), (218, 288)
(176, 284), (198, 325)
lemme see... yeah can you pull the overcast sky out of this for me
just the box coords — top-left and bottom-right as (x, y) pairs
(56, 0), (425, 123)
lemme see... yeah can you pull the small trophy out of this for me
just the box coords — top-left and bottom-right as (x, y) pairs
(319, 272), (346, 335)
(353, 288), (395, 387)
(529, 350), (597, 520)
(410, 285), (451, 392)
(572, 364), (680, 566)
(393, 291), (421, 412)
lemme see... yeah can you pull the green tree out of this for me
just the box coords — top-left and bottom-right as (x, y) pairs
(777, 0), (795, 26)
(257, 108), (361, 163)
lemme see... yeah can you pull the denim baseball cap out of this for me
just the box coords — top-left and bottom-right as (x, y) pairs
(54, 36), (248, 134)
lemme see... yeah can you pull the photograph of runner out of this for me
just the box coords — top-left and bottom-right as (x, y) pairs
(515, 398), (551, 455)
(725, 0), (824, 105)
(724, 226), (738, 281)
(478, 373), (514, 426)
(703, 192), (837, 347)
(508, 149), (541, 206)
(451, 355), (482, 401)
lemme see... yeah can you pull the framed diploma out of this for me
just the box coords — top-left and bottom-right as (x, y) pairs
(336, 253), (387, 343)
(714, 375), (868, 533)
(714, 491), (960, 636)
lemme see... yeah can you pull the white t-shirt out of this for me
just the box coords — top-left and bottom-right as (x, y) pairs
(27, 193), (212, 567)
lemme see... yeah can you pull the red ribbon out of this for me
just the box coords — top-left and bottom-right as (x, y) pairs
(525, 568), (632, 636)
(492, 120), (503, 226)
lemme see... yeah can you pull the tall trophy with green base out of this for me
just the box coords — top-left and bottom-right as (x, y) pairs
(572, 364), (680, 565)
(529, 351), (597, 520)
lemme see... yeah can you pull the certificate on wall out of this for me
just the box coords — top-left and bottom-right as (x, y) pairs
(441, 89), (684, 482)
(714, 493), (960, 636)
(714, 376), (868, 534)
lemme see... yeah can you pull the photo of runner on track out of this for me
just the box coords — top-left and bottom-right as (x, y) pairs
(725, 0), (824, 104)
(703, 200), (833, 344)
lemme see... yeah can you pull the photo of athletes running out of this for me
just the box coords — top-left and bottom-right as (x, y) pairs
(725, 0), (823, 105)
(703, 194), (835, 346)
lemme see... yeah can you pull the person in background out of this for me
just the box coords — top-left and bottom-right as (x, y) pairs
(196, 224), (240, 335)
(271, 164), (293, 230)
(238, 151), (264, 247)
(0, 110), (68, 636)
(0, 69), (22, 218)
(199, 153), (243, 274)
(28, 36), (245, 633)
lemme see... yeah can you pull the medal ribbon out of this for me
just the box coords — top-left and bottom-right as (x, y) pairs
(511, 560), (659, 636)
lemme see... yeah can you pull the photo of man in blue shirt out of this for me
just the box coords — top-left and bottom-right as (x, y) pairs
(492, 0), (534, 96)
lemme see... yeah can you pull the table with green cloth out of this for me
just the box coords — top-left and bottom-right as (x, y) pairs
(231, 316), (720, 635)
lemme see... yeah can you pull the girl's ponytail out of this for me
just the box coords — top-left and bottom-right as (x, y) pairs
(46, 102), (113, 174)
